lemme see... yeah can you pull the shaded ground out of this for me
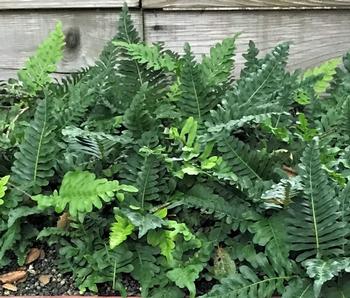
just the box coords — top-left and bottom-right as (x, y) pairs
(0, 247), (140, 296)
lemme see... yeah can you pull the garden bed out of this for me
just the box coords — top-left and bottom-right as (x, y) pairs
(0, 246), (140, 297)
(2, 3), (350, 298)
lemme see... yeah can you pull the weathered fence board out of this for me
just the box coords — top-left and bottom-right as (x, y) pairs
(0, 11), (142, 80)
(143, 0), (350, 9)
(144, 10), (350, 70)
(0, 0), (138, 9)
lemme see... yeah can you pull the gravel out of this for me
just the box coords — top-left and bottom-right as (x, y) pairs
(0, 246), (140, 296)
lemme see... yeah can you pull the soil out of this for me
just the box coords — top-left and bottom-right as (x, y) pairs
(0, 247), (140, 297)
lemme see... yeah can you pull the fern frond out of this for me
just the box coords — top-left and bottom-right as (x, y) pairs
(177, 43), (217, 121)
(282, 278), (314, 298)
(114, 41), (178, 72)
(131, 245), (160, 297)
(54, 83), (97, 128)
(303, 258), (350, 297)
(172, 184), (257, 232)
(240, 40), (260, 78)
(202, 265), (295, 298)
(62, 126), (132, 159)
(37, 227), (73, 239)
(123, 84), (156, 135)
(109, 215), (135, 249)
(0, 175), (9, 206)
(11, 97), (57, 193)
(249, 213), (292, 274)
(32, 171), (135, 221)
(216, 134), (276, 189)
(200, 36), (237, 87)
(18, 22), (65, 95)
(120, 135), (170, 208)
(286, 140), (347, 262)
(303, 58), (341, 95)
(212, 43), (291, 124)
(261, 176), (303, 210)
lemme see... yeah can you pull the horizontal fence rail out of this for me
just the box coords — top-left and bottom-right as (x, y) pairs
(1, 0), (350, 79)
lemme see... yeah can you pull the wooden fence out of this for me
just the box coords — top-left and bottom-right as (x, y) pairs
(1, 0), (350, 79)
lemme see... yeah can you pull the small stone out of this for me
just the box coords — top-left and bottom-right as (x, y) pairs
(60, 279), (65, 285)
(39, 274), (51, 286)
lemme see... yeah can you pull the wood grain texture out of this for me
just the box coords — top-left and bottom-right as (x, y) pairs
(0, 10), (142, 79)
(143, 0), (350, 9)
(144, 10), (350, 71)
(0, 0), (139, 9)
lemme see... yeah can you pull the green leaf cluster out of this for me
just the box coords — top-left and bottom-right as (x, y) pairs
(2, 4), (350, 298)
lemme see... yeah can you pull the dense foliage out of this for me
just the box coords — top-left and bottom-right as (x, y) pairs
(1, 5), (350, 297)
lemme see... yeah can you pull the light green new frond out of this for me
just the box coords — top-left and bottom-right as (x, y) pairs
(286, 140), (347, 262)
(200, 35), (237, 86)
(0, 175), (10, 206)
(32, 171), (135, 220)
(11, 97), (57, 193)
(109, 215), (135, 249)
(18, 22), (65, 95)
(303, 58), (341, 95)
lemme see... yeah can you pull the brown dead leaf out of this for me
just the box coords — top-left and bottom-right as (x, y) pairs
(17, 275), (27, 284)
(2, 283), (18, 292)
(16, 266), (26, 271)
(25, 248), (42, 264)
(57, 212), (70, 229)
(0, 271), (27, 284)
(38, 274), (51, 286)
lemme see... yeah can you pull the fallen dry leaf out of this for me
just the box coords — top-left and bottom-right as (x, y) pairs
(17, 275), (27, 284)
(0, 271), (27, 284)
(38, 274), (51, 286)
(2, 283), (18, 292)
(25, 248), (42, 264)
(57, 212), (70, 229)
(16, 266), (26, 271)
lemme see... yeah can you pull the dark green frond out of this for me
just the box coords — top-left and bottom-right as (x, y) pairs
(172, 184), (257, 232)
(11, 97), (57, 193)
(216, 134), (276, 190)
(177, 43), (217, 121)
(287, 140), (347, 262)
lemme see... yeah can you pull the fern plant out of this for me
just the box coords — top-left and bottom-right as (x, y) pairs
(2, 4), (350, 298)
